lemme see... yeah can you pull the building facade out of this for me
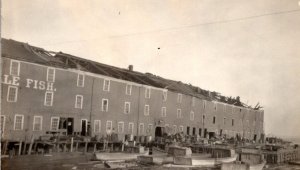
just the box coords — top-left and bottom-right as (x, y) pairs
(0, 39), (264, 142)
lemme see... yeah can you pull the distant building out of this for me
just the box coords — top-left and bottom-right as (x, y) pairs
(0, 38), (264, 142)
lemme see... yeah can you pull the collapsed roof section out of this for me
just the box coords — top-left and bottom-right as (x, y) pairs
(1, 38), (261, 109)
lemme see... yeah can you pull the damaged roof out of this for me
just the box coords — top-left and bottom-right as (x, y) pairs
(1, 38), (259, 109)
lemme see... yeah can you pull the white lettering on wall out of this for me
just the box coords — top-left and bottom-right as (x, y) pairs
(1, 75), (56, 91)
(2, 75), (20, 86)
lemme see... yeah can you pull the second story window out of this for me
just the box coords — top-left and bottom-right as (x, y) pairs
(177, 109), (182, 118)
(103, 79), (110, 91)
(102, 99), (109, 112)
(203, 100), (206, 109)
(145, 87), (151, 98)
(44, 91), (53, 106)
(126, 84), (132, 95)
(190, 111), (194, 121)
(10, 60), (20, 76)
(232, 119), (235, 126)
(202, 115), (205, 123)
(144, 105), (150, 116)
(7, 86), (18, 102)
(177, 93), (182, 103)
(162, 91), (167, 101)
(124, 102), (130, 114)
(77, 73), (85, 87)
(161, 107), (167, 117)
(192, 97), (195, 106)
(223, 117), (226, 125)
(47, 67), (55, 82)
(75, 95), (83, 109)
(213, 116), (216, 124)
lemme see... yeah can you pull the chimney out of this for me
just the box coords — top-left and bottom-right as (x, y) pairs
(128, 65), (133, 71)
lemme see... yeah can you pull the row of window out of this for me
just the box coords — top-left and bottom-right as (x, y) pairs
(8, 60), (261, 117)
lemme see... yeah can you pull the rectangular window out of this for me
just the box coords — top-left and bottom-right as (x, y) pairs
(75, 95), (83, 109)
(232, 119), (235, 126)
(223, 117), (226, 125)
(126, 84), (132, 95)
(7, 86), (18, 102)
(192, 97), (195, 106)
(213, 116), (216, 124)
(162, 91), (167, 101)
(202, 115), (205, 123)
(190, 111), (194, 121)
(145, 87), (151, 98)
(50, 117), (59, 131)
(177, 93), (182, 103)
(103, 79), (110, 91)
(173, 125), (177, 133)
(148, 124), (153, 134)
(1, 115), (5, 134)
(139, 123), (144, 135)
(128, 122), (134, 134)
(14, 114), (24, 130)
(10, 60), (20, 76)
(161, 107), (167, 117)
(94, 120), (101, 133)
(177, 109), (182, 118)
(33, 116), (43, 131)
(144, 105), (149, 116)
(179, 126), (184, 132)
(124, 102), (130, 114)
(118, 122), (124, 133)
(44, 91), (53, 106)
(203, 100), (206, 109)
(47, 67), (55, 82)
(77, 73), (85, 87)
(106, 121), (112, 131)
(102, 99), (109, 112)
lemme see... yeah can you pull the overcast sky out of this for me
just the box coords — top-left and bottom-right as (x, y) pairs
(2, 0), (300, 138)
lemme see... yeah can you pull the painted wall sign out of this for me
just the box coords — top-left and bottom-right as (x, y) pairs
(1, 74), (56, 91)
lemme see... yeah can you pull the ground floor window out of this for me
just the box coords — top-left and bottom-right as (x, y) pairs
(147, 124), (153, 134)
(33, 116), (43, 131)
(106, 121), (112, 132)
(94, 120), (101, 133)
(128, 122), (134, 134)
(173, 125), (177, 134)
(118, 122), (124, 133)
(179, 126), (184, 132)
(50, 117), (60, 131)
(139, 123), (144, 135)
(1, 115), (5, 136)
(14, 114), (24, 130)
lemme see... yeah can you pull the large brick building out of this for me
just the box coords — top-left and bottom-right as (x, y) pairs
(0, 38), (264, 142)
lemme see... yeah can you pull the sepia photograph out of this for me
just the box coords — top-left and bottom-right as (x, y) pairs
(1, 0), (300, 169)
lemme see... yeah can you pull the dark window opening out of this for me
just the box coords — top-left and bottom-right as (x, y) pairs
(187, 126), (190, 135)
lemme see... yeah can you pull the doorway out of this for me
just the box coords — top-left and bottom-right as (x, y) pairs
(204, 128), (207, 138)
(199, 128), (202, 137)
(187, 126), (190, 135)
(67, 118), (74, 135)
(192, 127), (196, 135)
(81, 119), (87, 136)
(155, 126), (164, 137)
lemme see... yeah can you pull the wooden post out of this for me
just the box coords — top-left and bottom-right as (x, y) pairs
(3, 140), (8, 155)
(93, 143), (97, 152)
(75, 142), (79, 152)
(70, 137), (73, 152)
(18, 140), (22, 155)
(22, 136), (27, 155)
(84, 142), (88, 154)
(63, 144), (67, 152)
(28, 135), (34, 155)
(121, 137), (125, 152)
